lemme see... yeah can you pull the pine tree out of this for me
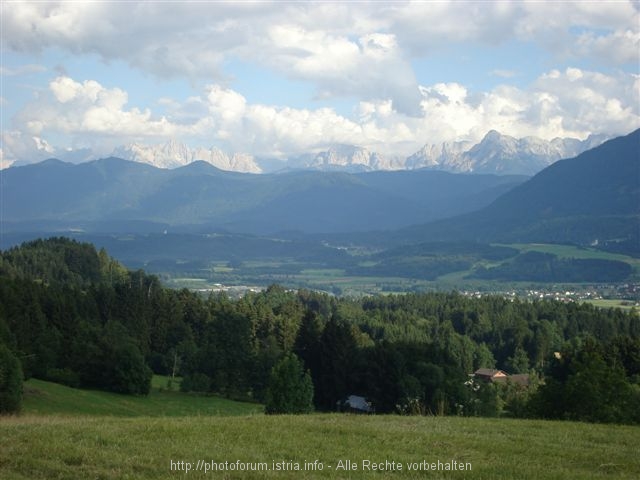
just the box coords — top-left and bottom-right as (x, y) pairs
(0, 343), (23, 414)
(265, 353), (314, 414)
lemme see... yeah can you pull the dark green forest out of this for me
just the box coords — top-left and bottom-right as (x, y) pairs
(1, 238), (638, 423)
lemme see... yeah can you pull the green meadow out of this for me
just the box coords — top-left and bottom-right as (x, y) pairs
(505, 243), (640, 268)
(2, 379), (639, 480)
(21, 377), (262, 417)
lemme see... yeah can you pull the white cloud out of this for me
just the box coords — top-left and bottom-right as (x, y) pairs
(258, 25), (421, 115)
(1, 130), (54, 165)
(574, 29), (640, 64)
(529, 67), (640, 137)
(3, 66), (639, 164)
(24, 76), (174, 137)
(4, 1), (636, 119)
(410, 67), (640, 143)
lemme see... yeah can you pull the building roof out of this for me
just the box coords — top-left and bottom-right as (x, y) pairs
(345, 395), (372, 412)
(472, 369), (531, 386)
(474, 368), (507, 378)
(507, 374), (530, 386)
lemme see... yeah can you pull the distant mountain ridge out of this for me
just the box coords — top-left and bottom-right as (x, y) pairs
(112, 141), (263, 173)
(0, 157), (526, 235)
(395, 128), (640, 253)
(7, 130), (612, 176)
(120, 131), (605, 176)
(406, 130), (609, 175)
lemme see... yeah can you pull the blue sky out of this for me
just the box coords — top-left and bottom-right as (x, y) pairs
(1, 1), (639, 166)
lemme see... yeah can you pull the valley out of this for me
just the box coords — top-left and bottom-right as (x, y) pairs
(159, 240), (640, 300)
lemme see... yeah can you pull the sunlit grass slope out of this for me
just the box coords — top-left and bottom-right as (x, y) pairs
(4, 378), (639, 479)
(0, 388), (640, 480)
(1, 413), (639, 480)
(22, 377), (262, 417)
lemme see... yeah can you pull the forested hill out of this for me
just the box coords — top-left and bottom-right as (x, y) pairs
(1, 238), (639, 423)
(0, 156), (524, 235)
(395, 129), (640, 254)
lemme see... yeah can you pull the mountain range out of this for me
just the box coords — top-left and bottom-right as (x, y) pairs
(393, 128), (640, 253)
(8, 130), (610, 177)
(2, 129), (637, 255)
(112, 141), (262, 173)
(108, 130), (611, 176)
(406, 130), (609, 175)
(0, 158), (526, 235)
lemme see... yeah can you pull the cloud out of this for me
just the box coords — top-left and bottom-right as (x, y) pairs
(4, 66), (638, 165)
(530, 67), (640, 136)
(490, 69), (518, 79)
(1, 130), (54, 166)
(513, 2), (640, 64)
(4, 1), (637, 116)
(411, 67), (640, 143)
(202, 84), (364, 156)
(260, 25), (422, 115)
(0, 64), (47, 76)
(573, 29), (640, 65)
(14, 76), (176, 139)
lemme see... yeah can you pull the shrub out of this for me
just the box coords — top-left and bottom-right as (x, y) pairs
(180, 373), (211, 393)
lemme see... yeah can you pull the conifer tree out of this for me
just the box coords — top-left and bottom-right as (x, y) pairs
(0, 343), (23, 414)
(265, 353), (314, 414)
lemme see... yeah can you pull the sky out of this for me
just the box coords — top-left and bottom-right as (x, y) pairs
(1, 0), (639, 167)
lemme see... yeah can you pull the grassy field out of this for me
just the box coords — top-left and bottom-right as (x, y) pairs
(2, 379), (639, 479)
(22, 377), (262, 417)
(504, 243), (640, 269)
(583, 299), (639, 312)
(2, 412), (639, 479)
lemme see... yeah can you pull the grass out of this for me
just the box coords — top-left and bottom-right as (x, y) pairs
(584, 299), (639, 312)
(1, 413), (639, 479)
(504, 243), (640, 269)
(22, 378), (262, 417)
(4, 379), (640, 479)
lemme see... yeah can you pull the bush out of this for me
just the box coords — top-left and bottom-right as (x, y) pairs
(46, 367), (80, 388)
(0, 344), (23, 414)
(180, 373), (211, 393)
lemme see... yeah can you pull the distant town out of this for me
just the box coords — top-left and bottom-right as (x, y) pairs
(193, 282), (640, 311)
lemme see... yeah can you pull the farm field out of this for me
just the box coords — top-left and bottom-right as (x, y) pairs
(3, 379), (639, 480)
(583, 299), (639, 312)
(163, 241), (640, 297)
(504, 243), (640, 268)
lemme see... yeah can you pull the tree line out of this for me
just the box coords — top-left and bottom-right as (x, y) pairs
(0, 237), (638, 423)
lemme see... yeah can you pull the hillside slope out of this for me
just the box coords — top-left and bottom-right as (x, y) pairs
(395, 129), (640, 253)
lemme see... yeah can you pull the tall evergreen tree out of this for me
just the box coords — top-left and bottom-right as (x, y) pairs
(0, 343), (23, 414)
(265, 353), (314, 414)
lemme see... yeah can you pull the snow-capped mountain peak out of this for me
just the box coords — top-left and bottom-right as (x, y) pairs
(4, 130), (612, 176)
(407, 131), (610, 175)
(112, 141), (262, 173)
